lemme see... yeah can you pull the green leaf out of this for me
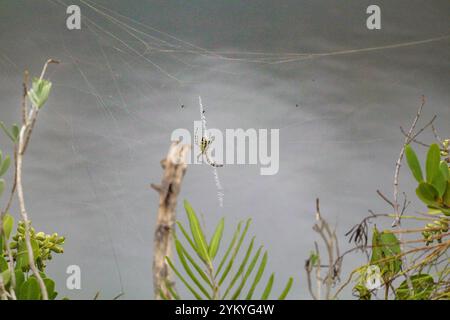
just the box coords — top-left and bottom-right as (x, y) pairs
(166, 257), (203, 300)
(231, 246), (263, 299)
(16, 238), (40, 271)
(218, 219), (251, 284)
(426, 144), (441, 183)
(14, 270), (25, 292)
(443, 182), (450, 207)
(0, 179), (4, 198)
(176, 239), (212, 289)
(19, 277), (41, 300)
(184, 200), (210, 263)
(416, 182), (439, 206)
(431, 170), (447, 197)
(1, 270), (11, 286)
(405, 145), (423, 182)
(440, 161), (450, 181)
(0, 256), (8, 272)
(370, 227), (382, 265)
(174, 239), (211, 299)
(159, 289), (169, 300)
(3, 213), (14, 240)
(0, 155), (10, 177)
(208, 218), (224, 259)
(216, 221), (242, 277)
(278, 277), (294, 300)
(395, 274), (435, 300)
(371, 228), (402, 277)
(246, 251), (268, 300)
(11, 124), (19, 142)
(222, 237), (255, 298)
(261, 273), (274, 300)
(44, 278), (57, 300)
(165, 279), (180, 300)
(176, 221), (197, 253)
(28, 77), (52, 109)
(0, 122), (15, 142)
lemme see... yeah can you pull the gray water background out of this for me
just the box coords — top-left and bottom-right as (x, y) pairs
(0, 0), (449, 299)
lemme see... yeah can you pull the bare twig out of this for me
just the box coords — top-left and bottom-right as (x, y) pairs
(305, 199), (341, 300)
(392, 96), (426, 227)
(152, 141), (190, 300)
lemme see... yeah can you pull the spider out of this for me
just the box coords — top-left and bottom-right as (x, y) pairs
(194, 128), (223, 168)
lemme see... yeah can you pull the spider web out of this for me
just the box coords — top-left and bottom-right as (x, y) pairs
(3, 0), (447, 299)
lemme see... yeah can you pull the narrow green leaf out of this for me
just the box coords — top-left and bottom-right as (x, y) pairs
(165, 279), (180, 300)
(177, 241), (213, 289)
(222, 237), (255, 298)
(278, 277), (294, 300)
(261, 273), (274, 300)
(208, 218), (225, 259)
(246, 251), (268, 299)
(216, 221), (242, 277)
(166, 257), (203, 300)
(0, 155), (10, 177)
(426, 144), (441, 183)
(175, 240), (211, 299)
(3, 213), (14, 240)
(176, 221), (197, 252)
(0, 179), (4, 198)
(184, 200), (210, 263)
(231, 246), (263, 299)
(0, 122), (15, 142)
(218, 219), (251, 284)
(440, 161), (450, 181)
(11, 124), (19, 142)
(159, 288), (169, 300)
(405, 145), (423, 182)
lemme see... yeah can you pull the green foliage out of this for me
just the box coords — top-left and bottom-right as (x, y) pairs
(10, 220), (65, 272)
(0, 151), (11, 199)
(405, 144), (423, 182)
(405, 144), (450, 244)
(1, 214), (64, 300)
(166, 200), (294, 300)
(406, 144), (450, 216)
(370, 227), (401, 280)
(395, 274), (435, 300)
(0, 122), (19, 143)
(0, 67), (60, 300)
(28, 78), (52, 109)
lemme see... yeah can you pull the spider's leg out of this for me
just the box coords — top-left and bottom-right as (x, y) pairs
(197, 152), (203, 162)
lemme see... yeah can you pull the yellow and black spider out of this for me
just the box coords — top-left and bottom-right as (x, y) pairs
(194, 128), (223, 168)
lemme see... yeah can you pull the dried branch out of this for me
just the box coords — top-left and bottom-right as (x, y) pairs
(305, 199), (341, 300)
(392, 96), (427, 227)
(152, 141), (190, 300)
